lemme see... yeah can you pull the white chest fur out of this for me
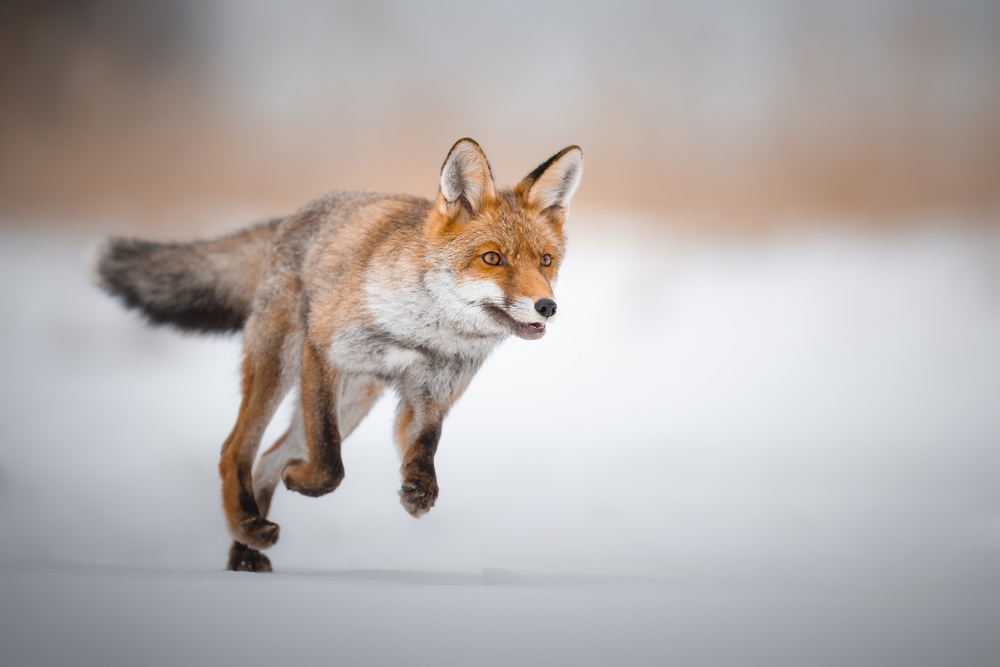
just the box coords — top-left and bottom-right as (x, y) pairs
(326, 265), (506, 397)
(330, 324), (491, 400)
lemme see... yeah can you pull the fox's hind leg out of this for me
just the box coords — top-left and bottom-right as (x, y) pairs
(251, 403), (306, 518)
(257, 374), (382, 502)
(230, 376), (383, 570)
(280, 339), (348, 496)
(227, 413), (304, 573)
(219, 303), (300, 552)
(227, 539), (273, 572)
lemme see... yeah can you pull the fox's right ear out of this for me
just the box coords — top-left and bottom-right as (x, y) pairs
(438, 138), (495, 217)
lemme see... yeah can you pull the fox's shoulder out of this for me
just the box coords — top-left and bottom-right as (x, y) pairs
(281, 190), (431, 244)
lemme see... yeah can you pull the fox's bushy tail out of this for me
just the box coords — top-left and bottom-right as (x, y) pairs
(93, 218), (282, 334)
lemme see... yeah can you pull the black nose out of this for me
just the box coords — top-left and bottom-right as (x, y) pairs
(534, 298), (557, 318)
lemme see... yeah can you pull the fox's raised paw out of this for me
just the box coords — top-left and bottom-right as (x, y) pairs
(235, 516), (280, 550)
(282, 459), (345, 498)
(227, 541), (273, 573)
(399, 477), (439, 517)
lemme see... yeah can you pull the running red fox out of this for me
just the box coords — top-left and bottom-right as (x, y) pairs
(95, 139), (583, 571)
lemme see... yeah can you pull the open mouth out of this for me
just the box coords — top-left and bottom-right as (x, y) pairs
(518, 321), (546, 336)
(484, 305), (547, 338)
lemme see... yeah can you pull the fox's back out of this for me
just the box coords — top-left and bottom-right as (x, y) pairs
(291, 190), (434, 299)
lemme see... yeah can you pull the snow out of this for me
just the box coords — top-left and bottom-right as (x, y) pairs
(3, 564), (998, 667)
(1, 219), (999, 665)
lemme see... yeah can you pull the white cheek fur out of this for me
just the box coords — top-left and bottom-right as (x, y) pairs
(455, 277), (505, 304)
(360, 266), (509, 357)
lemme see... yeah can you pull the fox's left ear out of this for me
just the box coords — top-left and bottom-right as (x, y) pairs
(519, 146), (584, 212)
(439, 138), (496, 217)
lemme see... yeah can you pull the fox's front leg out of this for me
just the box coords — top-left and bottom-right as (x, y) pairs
(395, 402), (445, 517)
(281, 339), (346, 496)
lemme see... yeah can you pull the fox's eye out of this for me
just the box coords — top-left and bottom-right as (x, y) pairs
(482, 251), (503, 266)
(540, 254), (552, 267)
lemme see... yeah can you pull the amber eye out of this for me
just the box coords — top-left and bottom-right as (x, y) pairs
(540, 254), (552, 267)
(482, 251), (503, 266)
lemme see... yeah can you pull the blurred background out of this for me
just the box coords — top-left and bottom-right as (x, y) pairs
(1, 0), (998, 230)
(2, 2), (1000, 663)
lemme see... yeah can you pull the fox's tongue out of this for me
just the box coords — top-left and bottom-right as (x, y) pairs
(525, 322), (544, 331)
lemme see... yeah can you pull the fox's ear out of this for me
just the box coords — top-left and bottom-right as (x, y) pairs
(520, 146), (583, 212)
(439, 138), (495, 216)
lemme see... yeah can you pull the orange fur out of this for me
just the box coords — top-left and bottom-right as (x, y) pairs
(99, 139), (582, 570)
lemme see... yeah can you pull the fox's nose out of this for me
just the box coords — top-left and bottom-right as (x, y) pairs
(534, 298), (557, 318)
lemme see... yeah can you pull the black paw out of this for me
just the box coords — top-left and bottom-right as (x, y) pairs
(227, 541), (273, 573)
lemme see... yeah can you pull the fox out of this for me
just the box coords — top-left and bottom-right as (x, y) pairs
(94, 138), (583, 572)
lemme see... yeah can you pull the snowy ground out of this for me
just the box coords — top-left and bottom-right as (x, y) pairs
(1, 219), (999, 665)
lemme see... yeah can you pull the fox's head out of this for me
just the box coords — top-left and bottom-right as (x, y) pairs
(427, 139), (583, 341)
